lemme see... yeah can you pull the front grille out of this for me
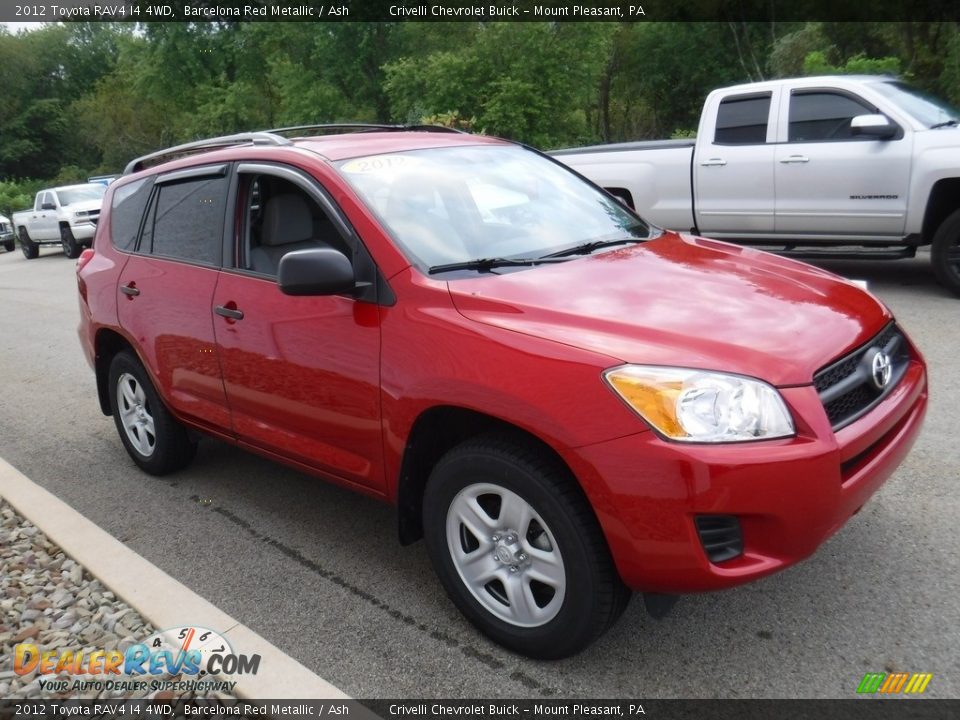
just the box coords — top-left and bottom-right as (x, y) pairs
(814, 323), (910, 430)
(695, 515), (743, 564)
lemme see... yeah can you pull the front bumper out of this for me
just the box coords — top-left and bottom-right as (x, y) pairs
(68, 221), (97, 241)
(564, 356), (927, 593)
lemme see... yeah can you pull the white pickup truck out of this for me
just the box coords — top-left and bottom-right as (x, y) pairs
(554, 75), (960, 296)
(12, 184), (106, 259)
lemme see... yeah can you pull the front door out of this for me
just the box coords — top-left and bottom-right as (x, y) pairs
(775, 89), (912, 238)
(212, 166), (384, 491)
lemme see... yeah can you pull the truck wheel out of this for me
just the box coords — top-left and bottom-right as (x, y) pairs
(932, 209), (960, 297)
(60, 225), (81, 259)
(108, 351), (197, 475)
(422, 435), (630, 659)
(3, 240), (13, 253)
(18, 228), (37, 260)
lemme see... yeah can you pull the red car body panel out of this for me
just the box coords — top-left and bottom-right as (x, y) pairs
(448, 233), (892, 387)
(77, 132), (928, 594)
(211, 272), (384, 490)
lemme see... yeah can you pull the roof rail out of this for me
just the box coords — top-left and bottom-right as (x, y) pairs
(123, 132), (293, 175)
(265, 123), (467, 136)
(123, 124), (469, 175)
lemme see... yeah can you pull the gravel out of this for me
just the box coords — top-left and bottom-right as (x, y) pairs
(0, 498), (235, 701)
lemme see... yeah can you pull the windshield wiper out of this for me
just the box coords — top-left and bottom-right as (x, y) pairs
(930, 119), (959, 129)
(428, 257), (568, 274)
(540, 236), (646, 259)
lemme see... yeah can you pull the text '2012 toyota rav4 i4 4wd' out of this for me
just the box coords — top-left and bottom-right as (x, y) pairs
(77, 126), (927, 659)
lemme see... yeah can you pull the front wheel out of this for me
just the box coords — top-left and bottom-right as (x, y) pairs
(108, 351), (197, 475)
(932, 209), (960, 297)
(60, 225), (81, 259)
(3, 239), (13, 253)
(423, 436), (630, 659)
(18, 228), (37, 260)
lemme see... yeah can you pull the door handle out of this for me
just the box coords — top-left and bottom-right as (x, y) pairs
(120, 285), (140, 297)
(215, 305), (244, 320)
(779, 155), (810, 164)
(700, 158), (727, 167)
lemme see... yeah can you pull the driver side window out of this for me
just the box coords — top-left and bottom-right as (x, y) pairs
(788, 91), (875, 142)
(241, 174), (351, 277)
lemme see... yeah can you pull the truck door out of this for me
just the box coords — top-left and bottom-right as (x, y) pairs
(35, 192), (59, 241)
(693, 91), (777, 236)
(774, 88), (911, 238)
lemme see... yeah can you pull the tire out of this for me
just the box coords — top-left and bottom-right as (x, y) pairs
(18, 228), (37, 260)
(107, 351), (197, 475)
(423, 435), (630, 659)
(3, 240), (13, 253)
(932, 209), (960, 297)
(60, 225), (81, 259)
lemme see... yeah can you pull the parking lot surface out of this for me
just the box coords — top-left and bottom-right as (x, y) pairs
(0, 246), (956, 698)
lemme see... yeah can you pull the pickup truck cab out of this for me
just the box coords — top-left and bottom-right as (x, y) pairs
(555, 76), (960, 296)
(13, 183), (106, 259)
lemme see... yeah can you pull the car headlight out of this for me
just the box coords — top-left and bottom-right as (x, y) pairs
(603, 365), (795, 443)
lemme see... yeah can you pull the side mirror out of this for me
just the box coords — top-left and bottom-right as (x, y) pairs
(41, 202), (56, 211)
(851, 114), (897, 139)
(277, 247), (356, 297)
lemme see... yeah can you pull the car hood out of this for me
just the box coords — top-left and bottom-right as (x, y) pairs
(447, 232), (891, 386)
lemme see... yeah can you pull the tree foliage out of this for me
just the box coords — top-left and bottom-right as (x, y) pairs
(0, 20), (956, 195)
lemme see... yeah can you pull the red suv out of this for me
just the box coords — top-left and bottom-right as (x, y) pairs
(77, 126), (928, 659)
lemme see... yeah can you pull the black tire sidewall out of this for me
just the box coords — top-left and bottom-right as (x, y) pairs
(61, 226), (80, 259)
(932, 209), (960, 296)
(423, 444), (611, 659)
(19, 229), (37, 259)
(107, 351), (192, 475)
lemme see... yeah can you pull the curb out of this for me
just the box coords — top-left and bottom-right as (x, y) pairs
(0, 456), (349, 701)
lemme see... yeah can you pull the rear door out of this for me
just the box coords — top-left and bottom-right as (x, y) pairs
(774, 88), (911, 237)
(35, 192), (59, 240)
(693, 90), (778, 236)
(211, 163), (385, 492)
(116, 165), (232, 433)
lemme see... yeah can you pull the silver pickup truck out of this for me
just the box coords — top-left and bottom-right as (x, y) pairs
(555, 75), (960, 296)
(12, 184), (106, 259)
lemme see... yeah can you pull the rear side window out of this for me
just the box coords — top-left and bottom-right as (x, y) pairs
(714, 94), (771, 145)
(110, 178), (154, 251)
(141, 175), (228, 266)
(789, 92), (875, 142)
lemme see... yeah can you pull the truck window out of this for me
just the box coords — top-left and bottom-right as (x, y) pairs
(140, 175), (227, 266)
(714, 94), (771, 145)
(788, 91), (875, 142)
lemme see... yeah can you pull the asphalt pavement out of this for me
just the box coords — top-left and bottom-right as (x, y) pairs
(0, 244), (957, 699)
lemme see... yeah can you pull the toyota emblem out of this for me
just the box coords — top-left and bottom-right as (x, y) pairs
(870, 350), (892, 390)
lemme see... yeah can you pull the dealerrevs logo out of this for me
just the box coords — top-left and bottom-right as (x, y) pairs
(13, 626), (260, 694)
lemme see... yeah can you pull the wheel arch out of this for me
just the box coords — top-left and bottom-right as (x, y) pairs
(396, 405), (588, 546)
(94, 328), (135, 415)
(922, 178), (960, 241)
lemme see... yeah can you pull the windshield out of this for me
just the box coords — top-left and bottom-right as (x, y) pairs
(58, 185), (107, 206)
(336, 145), (650, 272)
(870, 80), (960, 127)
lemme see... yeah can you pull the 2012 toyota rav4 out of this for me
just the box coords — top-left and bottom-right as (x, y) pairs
(76, 126), (928, 659)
